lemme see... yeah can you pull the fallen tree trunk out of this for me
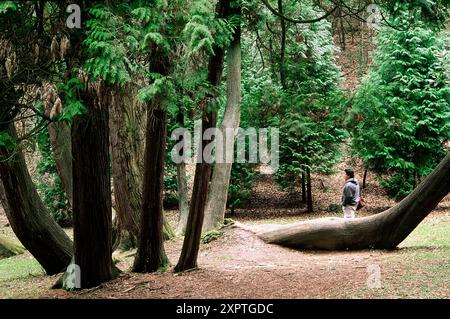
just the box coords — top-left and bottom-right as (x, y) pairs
(257, 152), (450, 250)
(0, 234), (25, 259)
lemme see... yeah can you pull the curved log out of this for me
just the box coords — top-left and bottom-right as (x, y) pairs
(0, 234), (25, 258)
(257, 152), (450, 250)
(0, 124), (73, 274)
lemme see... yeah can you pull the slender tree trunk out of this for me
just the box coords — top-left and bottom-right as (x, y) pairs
(256, 152), (450, 250)
(175, 162), (189, 236)
(359, 20), (366, 75)
(133, 41), (171, 272)
(109, 85), (173, 246)
(0, 124), (73, 274)
(339, 8), (346, 50)
(362, 169), (368, 189)
(109, 85), (143, 249)
(133, 104), (169, 272)
(306, 166), (313, 213)
(174, 101), (217, 272)
(175, 0), (230, 272)
(203, 23), (241, 233)
(72, 86), (112, 288)
(278, 0), (287, 89)
(175, 110), (190, 236)
(268, 38), (277, 81)
(301, 169), (306, 203)
(163, 215), (175, 240)
(48, 122), (73, 208)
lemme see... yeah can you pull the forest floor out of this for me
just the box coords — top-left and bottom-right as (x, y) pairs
(0, 156), (449, 299)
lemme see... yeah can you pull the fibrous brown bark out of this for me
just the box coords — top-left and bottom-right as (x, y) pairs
(301, 169), (306, 203)
(174, 0), (230, 272)
(109, 85), (144, 249)
(72, 86), (112, 288)
(174, 101), (217, 272)
(203, 21), (241, 233)
(278, 0), (287, 89)
(133, 40), (171, 272)
(48, 121), (73, 208)
(109, 84), (174, 247)
(133, 105), (169, 272)
(257, 152), (450, 250)
(362, 169), (368, 189)
(0, 124), (73, 274)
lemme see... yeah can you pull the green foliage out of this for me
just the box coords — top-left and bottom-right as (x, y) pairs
(183, 1), (234, 57)
(201, 230), (222, 244)
(251, 3), (347, 191)
(223, 218), (235, 226)
(324, 203), (343, 214)
(58, 76), (87, 124)
(0, 1), (16, 14)
(275, 93), (347, 191)
(241, 71), (281, 129)
(0, 255), (43, 282)
(350, 14), (450, 199)
(0, 131), (16, 152)
(380, 173), (416, 200)
(137, 76), (174, 105)
(228, 161), (255, 209)
(163, 160), (178, 208)
(381, 0), (450, 28)
(35, 125), (72, 227)
(83, 5), (131, 85)
(184, 16), (215, 55)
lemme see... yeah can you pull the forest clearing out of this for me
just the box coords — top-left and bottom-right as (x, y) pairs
(0, 0), (449, 303)
(1, 163), (449, 299)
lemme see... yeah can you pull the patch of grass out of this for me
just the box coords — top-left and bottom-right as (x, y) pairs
(0, 254), (44, 282)
(375, 218), (450, 298)
(324, 204), (342, 214)
(322, 217), (450, 298)
(399, 217), (450, 248)
(0, 274), (55, 299)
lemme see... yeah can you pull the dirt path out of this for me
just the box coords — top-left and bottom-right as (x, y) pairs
(45, 223), (385, 299)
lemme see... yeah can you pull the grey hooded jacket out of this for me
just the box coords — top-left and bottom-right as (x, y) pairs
(341, 178), (360, 206)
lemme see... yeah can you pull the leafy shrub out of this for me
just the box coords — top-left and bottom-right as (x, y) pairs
(227, 161), (255, 210)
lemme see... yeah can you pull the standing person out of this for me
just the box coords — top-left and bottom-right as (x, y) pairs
(341, 168), (360, 219)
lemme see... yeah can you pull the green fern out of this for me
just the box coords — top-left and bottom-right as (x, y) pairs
(143, 32), (169, 51)
(58, 76), (87, 124)
(83, 4), (130, 86)
(0, 1), (16, 14)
